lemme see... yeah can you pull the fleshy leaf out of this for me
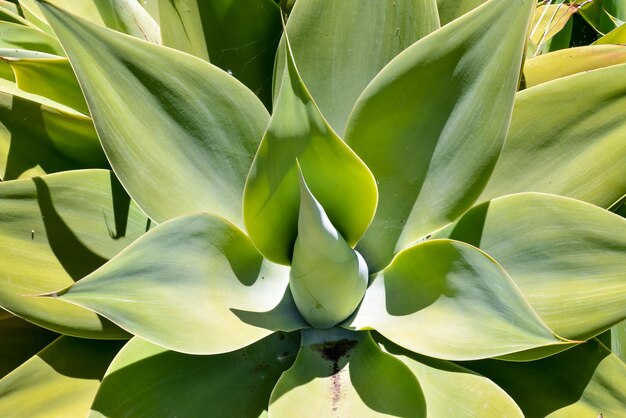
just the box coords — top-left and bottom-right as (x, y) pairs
(345, 0), (533, 272)
(41, 2), (269, 226)
(158, 0), (281, 108)
(345, 239), (567, 361)
(274, 0), (439, 135)
(0, 337), (124, 418)
(523, 45), (626, 88)
(0, 20), (63, 54)
(0, 170), (147, 338)
(269, 328), (426, 417)
(579, 0), (626, 35)
(375, 334), (524, 418)
(594, 21), (626, 44)
(243, 32), (378, 265)
(464, 339), (626, 417)
(0, 311), (57, 378)
(289, 171), (368, 329)
(436, 0), (487, 25)
(48, 213), (307, 355)
(481, 64), (626, 208)
(89, 333), (299, 418)
(439, 193), (626, 340)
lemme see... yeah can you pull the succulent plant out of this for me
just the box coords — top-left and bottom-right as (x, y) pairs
(1, 0), (625, 416)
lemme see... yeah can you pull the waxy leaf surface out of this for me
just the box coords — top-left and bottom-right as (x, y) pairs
(345, 0), (533, 272)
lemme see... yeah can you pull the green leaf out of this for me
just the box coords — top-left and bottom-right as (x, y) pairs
(4, 56), (88, 114)
(579, 0), (626, 35)
(523, 45), (626, 88)
(439, 193), (626, 340)
(289, 170), (368, 329)
(610, 320), (626, 364)
(41, 2), (269, 226)
(89, 333), (300, 418)
(464, 339), (626, 417)
(345, 239), (565, 361)
(0, 78), (106, 180)
(0, 170), (147, 338)
(269, 328), (426, 417)
(0, 337), (124, 418)
(49, 213), (307, 355)
(274, 0), (439, 135)
(528, 3), (577, 57)
(481, 63), (626, 208)
(243, 34), (377, 265)
(345, 0), (533, 272)
(436, 0), (487, 26)
(0, 311), (57, 378)
(375, 334), (524, 418)
(0, 21), (63, 54)
(158, 0), (281, 109)
(594, 20), (626, 44)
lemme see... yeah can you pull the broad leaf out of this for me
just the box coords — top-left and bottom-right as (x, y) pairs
(436, 0), (487, 25)
(48, 213), (307, 355)
(243, 34), (377, 265)
(0, 21), (63, 54)
(0, 170), (147, 338)
(89, 333), (300, 418)
(158, 0), (281, 108)
(594, 21), (626, 44)
(275, 0), (439, 135)
(345, 239), (565, 361)
(0, 337), (124, 418)
(523, 45), (626, 88)
(0, 311), (57, 378)
(464, 339), (626, 417)
(375, 334), (523, 417)
(481, 63), (626, 208)
(579, 0), (626, 34)
(440, 193), (626, 340)
(345, 0), (533, 272)
(41, 3), (269, 226)
(269, 329), (426, 417)
(0, 78), (106, 180)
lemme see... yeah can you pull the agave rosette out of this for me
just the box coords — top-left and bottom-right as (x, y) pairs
(1, 0), (626, 416)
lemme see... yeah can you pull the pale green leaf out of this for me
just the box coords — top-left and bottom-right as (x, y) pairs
(439, 193), (626, 340)
(523, 45), (626, 88)
(243, 33), (377, 265)
(158, 0), (281, 108)
(89, 333), (299, 418)
(375, 334), (524, 418)
(275, 0), (439, 135)
(481, 64), (626, 208)
(50, 213), (307, 355)
(436, 0), (487, 25)
(594, 20), (626, 44)
(464, 339), (626, 417)
(0, 21), (63, 54)
(0, 170), (148, 338)
(269, 328), (426, 417)
(345, 0), (533, 272)
(610, 320), (626, 364)
(0, 337), (123, 418)
(345, 239), (565, 361)
(41, 3), (269, 226)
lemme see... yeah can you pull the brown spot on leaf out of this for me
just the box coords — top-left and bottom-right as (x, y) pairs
(311, 339), (358, 413)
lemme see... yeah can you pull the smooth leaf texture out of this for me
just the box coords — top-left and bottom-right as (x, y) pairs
(50, 213), (307, 355)
(269, 328), (425, 417)
(345, 0), (533, 272)
(0, 311), (57, 378)
(594, 21), (626, 44)
(275, 0), (439, 135)
(481, 64), (626, 208)
(289, 172), (368, 329)
(0, 78), (106, 180)
(0, 337), (123, 418)
(345, 239), (565, 361)
(523, 45), (626, 88)
(375, 334), (523, 418)
(0, 170), (147, 337)
(0, 21), (63, 54)
(440, 193), (626, 340)
(579, 0), (626, 34)
(5, 56), (88, 114)
(41, 3), (269, 226)
(464, 339), (626, 417)
(610, 320), (626, 364)
(89, 333), (300, 418)
(158, 0), (281, 108)
(243, 34), (377, 265)
(436, 0), (487, 25)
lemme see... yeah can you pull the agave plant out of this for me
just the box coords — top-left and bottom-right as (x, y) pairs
(1, 0), (626, 416)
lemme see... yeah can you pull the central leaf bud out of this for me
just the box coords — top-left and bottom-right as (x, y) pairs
(289, 170), (368, 329)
